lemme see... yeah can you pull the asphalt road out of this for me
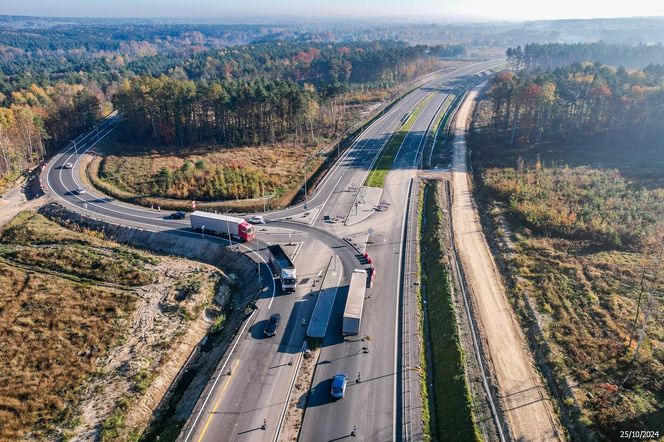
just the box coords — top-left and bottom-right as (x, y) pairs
(43, 60), (502, 442)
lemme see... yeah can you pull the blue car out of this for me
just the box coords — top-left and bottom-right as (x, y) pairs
(331, 373), (347, 399)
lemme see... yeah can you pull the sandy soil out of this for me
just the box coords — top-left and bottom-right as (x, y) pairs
(280, 347), (320, 442)
(0, 183), (46, 229)
(450, 90), (564, 442)
(72, 258), (226, 441)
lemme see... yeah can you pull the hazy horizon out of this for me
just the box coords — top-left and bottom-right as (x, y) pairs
(3, 0), (664, 21)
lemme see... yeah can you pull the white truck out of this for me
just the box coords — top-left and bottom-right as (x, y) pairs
(189, 211), (256, 242)
(268, 244), (297, 292)
(342, 269), (367, 336)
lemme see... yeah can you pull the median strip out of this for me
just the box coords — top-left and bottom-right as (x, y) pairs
(306, 255), (341, 339)
(364, 93), (434, 188)
(420, 180), (481, 441)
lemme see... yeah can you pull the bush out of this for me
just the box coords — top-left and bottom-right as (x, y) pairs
(483, 165), (664, 248)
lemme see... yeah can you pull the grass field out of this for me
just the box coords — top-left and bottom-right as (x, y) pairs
(469, 95), (664, 439)
(94, 138), (325, 205)
(365, 94), (432, 187)
(420, 181), (480, 441)
(0, 211), (223, 441)
(0, 212), (141, 440)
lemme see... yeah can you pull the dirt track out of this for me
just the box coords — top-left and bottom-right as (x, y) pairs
(450, 89), (564, 442)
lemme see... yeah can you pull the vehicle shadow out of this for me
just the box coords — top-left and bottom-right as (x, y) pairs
(248, 319), (269, 340)
(277, 300), (308, 354)
(318, 285), (349, 348)
(301, 378), (335, 408)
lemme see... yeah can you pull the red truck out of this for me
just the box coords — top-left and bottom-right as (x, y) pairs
(190, 211), (255, 242)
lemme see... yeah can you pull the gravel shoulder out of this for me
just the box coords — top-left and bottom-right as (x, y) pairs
(450, 89), (564, 442)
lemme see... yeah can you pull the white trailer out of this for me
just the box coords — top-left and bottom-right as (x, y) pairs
(268, 244), (297, 292)
(342, 269), (367, 336)
(190, 211), (255, 242)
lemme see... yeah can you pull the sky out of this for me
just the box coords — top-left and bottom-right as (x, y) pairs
(3, 0), (664, 21)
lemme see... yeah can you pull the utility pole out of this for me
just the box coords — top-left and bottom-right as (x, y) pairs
(262, 181), (266, 213)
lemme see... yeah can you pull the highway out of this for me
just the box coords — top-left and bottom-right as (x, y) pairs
(43, 60), (502, 442)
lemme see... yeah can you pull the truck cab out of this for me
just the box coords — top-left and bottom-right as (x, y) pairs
(280, 269), (297, 292)
(238, 221), (255, 242)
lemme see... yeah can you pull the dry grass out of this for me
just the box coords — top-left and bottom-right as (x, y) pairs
(0, 211), (224, 441)
(508, 234), (663, 437)
(99, 142), (311, 199)
(91, 140), (325, 211)
(0, 253), (137, 440)
(469, 93), (664, 439)
(0, 211), (157, 286)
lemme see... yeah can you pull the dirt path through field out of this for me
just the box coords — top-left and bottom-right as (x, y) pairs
(450, 89), (563, 442)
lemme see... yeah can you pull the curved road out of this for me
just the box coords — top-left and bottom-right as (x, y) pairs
(43, 60), (503, 442)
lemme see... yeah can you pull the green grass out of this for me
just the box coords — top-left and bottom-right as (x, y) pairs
(100, 396), (131, 441)
(420, 181), (481, 441)
(415, 183), (432, 441)
(0, 211), (157, 286)
(364, 93), (433, 187)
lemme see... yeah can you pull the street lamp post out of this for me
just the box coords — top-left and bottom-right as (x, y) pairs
(225, 210), (232, 245)
(256, 237), (261, 280)
(303, 163), (307, 210)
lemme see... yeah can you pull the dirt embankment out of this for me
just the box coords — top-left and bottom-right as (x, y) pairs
(37, 203), (263, 440)
(450, 90), (564, 441)
(0, 209), (229, 441)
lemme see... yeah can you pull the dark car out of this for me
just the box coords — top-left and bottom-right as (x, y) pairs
(331, 373), (347, 399)
(263, 313), (281, 337)
(169, 211), (187, 219)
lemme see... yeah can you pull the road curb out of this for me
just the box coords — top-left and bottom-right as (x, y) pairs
(273, 340), (308, 442)
(179, 308), (258, 441)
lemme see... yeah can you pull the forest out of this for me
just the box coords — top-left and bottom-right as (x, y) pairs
(0, 83), (100, 190)
(471, 62), (664, 438)
(487, 62), (664, 149)
(0, 31), (443, 193)
(112, 41), (439, 146)
(506, 42), (664, 70)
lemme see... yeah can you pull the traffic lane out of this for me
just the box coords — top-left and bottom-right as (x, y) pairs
(280, 70), (450, 218)
(315, 72), (474, 230)
(299, 72), (483, 440)
(266, 81), (429, 217)
(299, 178), (407, 441)
(305, 90), (425, 216)
(297, 80), (445, 440)
(51, 156), (182, 226)
(194, 336), (292, 442)
(195, 239), (330, 442)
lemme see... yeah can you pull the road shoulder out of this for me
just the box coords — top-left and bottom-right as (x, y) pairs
(450, 89), (564, 441)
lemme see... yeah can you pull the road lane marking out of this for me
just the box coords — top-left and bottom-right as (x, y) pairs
(394, 177), (413, 441)
(183, 311), (256, 442)
(196, 360), (237, 442)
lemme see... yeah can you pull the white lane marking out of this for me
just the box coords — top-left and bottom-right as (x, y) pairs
(394, 177), (413, 442)
(183, 308), (258, 442)
(289, 61), (499, 219)
(46, 121), (277, 312)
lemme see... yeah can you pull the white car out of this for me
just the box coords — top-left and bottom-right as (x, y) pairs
(247, 215), (266, 224)
(73, 188), (87, 195)
(64, 162), (73, 169)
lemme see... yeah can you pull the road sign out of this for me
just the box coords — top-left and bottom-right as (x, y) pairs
(368, 228), (374, 235)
